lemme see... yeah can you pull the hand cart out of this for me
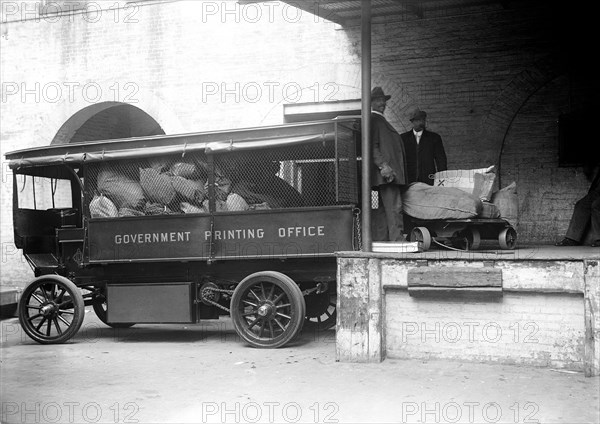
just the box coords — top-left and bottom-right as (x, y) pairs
(409, 218), (517, 252)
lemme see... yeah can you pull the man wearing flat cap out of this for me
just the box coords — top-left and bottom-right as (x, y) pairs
(401, 107), (447, 185)
(370, 86), (408, 242)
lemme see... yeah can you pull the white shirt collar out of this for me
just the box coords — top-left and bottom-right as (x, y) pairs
(413, 129), (423, 137)
(372, 110), (385, 118)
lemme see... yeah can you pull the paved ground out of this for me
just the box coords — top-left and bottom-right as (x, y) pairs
(1, 309), (598, 424)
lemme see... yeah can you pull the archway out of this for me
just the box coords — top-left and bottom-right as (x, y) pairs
(51, 102), (165, 144)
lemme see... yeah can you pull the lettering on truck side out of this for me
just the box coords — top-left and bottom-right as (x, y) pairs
(278, 226), (325, 238)
(113, 225), (327, 245)
(114, 232), (192, 245)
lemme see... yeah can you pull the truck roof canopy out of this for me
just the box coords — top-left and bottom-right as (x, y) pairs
(6, 117), (359, 170)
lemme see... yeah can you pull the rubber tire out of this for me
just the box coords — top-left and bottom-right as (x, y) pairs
(92, 293), (135, 329)
(499, 227), (517, 250)
(410, 226), (432, 251)
(304, 291), (337, 331)
(454, 227), (481, 250)
(18, 275), (84, 344)
(231, 271), (305, 348)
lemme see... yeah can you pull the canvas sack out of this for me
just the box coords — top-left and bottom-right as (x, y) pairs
(89, 194), (119, 218)
(403, 182), (483, 220)
(434, 166), (496, 201)
(97, 167), (145, 209)
(171, 176), (206, 203)
(492, 181), (518, 226)
(140, 168), (177, 205)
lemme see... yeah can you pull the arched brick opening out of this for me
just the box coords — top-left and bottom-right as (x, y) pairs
(480, 56), (595, 244)
(51, 102), (165, 145)
(480, 56), (563, 187)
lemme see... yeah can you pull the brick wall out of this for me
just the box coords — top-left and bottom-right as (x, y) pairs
(343, 5), (594, 245)
(386, 290), (585, 370)
(0, 1), (593, 287)
(337, 254), (598, 373)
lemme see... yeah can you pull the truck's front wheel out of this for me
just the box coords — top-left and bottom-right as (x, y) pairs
(18, 275), (84, 344)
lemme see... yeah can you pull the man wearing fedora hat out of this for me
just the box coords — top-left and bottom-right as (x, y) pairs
(401, 107), (447, 185)
(370, 86), (408, 242)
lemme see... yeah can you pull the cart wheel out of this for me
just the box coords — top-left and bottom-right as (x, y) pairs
(410, 227), (432, 251)
(92, 292), (135, 329)
(304, 291), (336, 331)
(18, 275), (84, 344)
(454, 228), (481, 251)
(231, 271), (306, 348)
(499, 227), (517, 250)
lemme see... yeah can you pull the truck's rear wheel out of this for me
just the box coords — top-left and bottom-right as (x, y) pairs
(304, 291), (337, 331)
(18, 275), (84, 344)
(92, 291), (135, 329)
(231, 271), (305, 348)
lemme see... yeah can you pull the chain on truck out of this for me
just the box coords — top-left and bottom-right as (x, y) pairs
(5, 117), (362, 348)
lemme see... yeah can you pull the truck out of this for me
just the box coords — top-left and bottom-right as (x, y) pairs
(5, 117), (362, 348)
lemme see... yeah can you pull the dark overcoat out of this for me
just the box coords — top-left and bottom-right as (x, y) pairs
(371, 113), (407, 188)
(400, 129), (447, 185)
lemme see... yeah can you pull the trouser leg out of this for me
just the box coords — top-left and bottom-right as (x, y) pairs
(590, 195), (600, 242)
(372, 203), (388, 241)
(379, 184), (404, 242)
(565, 194), (592, 242)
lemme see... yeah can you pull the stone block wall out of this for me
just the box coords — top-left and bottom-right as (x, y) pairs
(337, 252), (599, 377)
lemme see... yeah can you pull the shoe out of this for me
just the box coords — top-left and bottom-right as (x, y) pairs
(555, 238), (580, 247)
(591, 241), (600, 248)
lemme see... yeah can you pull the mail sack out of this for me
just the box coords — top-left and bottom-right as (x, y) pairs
(403, 182), (483, 220)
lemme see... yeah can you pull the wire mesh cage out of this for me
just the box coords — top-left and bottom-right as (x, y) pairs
(83, 125), (358, 219)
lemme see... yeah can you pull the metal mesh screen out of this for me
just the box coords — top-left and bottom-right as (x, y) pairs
(84, 130), (357, 218)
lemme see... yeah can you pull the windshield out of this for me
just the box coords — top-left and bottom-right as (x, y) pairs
(16, 174), (73, 210)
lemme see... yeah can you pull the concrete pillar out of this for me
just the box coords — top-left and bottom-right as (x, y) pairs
(336, 257), (383, 362)
(584, 260), (600, 377)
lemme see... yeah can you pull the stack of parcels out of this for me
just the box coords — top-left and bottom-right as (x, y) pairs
(403, 166), (518, 224)
(433, 166), (500, 219)
(89, 158), (303, 219)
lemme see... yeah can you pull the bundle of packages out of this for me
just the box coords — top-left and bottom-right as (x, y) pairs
(171, 161), (197, 178)
(118, 207), (145, 218)
(491, 181), (518, 226)
(479, 201), (501, 219)
(171, 176), (206, 203)
(434, 165), (496, 201)
(145, 201), (176, 216)
(97, 166), (145, 209)
(140, 167), (176, 205)
(215, 176), (232, 201)
(89, 194), (118, 218)
(181, 202), (207, 214)
(232, 176), (303, 209)
(226, 193), (249, 211)
(202, 199), (227, 212)
(403, 182), (483, 220)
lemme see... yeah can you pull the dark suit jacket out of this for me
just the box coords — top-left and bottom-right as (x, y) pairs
(400, 129), (447, 185)
(371, 112), (407, 187)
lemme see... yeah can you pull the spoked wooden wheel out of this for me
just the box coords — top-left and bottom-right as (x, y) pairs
(231, 271), (305, 348)
(304, 290), (337, 331)
(499, 227), (517, 250)
(18, 275), (84, 344)
(92, 291), (135, 329)
(410, 226), (432, 251)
